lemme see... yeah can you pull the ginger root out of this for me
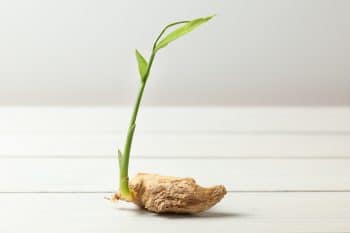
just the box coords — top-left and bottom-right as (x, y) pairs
(114, 173), (227, 214)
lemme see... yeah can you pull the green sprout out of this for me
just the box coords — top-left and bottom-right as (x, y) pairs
(117, 15), (215, 201)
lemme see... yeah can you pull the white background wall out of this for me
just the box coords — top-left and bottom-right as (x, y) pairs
(0, 0), (349, 106)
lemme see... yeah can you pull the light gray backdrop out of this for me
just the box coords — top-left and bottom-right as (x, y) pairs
(0, 0), (349, 106)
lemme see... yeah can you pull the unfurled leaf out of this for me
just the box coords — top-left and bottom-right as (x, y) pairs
(155, 15), (214, 51)
(135, 49), (148, 81)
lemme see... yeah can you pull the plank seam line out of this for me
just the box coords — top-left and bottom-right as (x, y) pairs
(1, 156), (350, 159)
(1, 130), (350, 135)
(2, 190), (350, 194)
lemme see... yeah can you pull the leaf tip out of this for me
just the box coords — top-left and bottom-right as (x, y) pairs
(134, 49), (148, 82)
(204, 14), (216, 21)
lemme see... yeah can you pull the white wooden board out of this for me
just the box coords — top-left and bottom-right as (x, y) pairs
(1, 158), (350, 192)
(1, 107), (349, 132)
(0, 133), (349, 157)
(1, 107), (350, 233)
(1, 107), (349, 158)
(1, 193), (349, 233)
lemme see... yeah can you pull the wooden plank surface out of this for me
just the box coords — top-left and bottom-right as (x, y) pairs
(1, 158), (350, 192)
(1, 107), (349, 132)
(1, 107), (350, 233)
(1, 193), (349, 233)
(1, 107), (348, 158)
(0, 133), (349, 157)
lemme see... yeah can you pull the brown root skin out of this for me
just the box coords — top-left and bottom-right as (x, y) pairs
(113, 173), (227, 214)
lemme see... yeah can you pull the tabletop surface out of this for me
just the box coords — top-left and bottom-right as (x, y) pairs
(1, 107), (350, 233)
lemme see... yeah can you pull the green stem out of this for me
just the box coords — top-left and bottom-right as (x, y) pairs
(118, 20), (188, 200)
(118, 53), (155, 200)
(118, 83), (145, 199)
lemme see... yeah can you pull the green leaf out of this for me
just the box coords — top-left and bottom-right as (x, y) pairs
(135, 49), (148, 81)
(155, 15), (215, 51)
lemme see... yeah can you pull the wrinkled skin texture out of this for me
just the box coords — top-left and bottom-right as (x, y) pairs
(116, 173), (226, 214)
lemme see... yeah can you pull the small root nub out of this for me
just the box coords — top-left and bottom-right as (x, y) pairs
(106, 193), (121, 202)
